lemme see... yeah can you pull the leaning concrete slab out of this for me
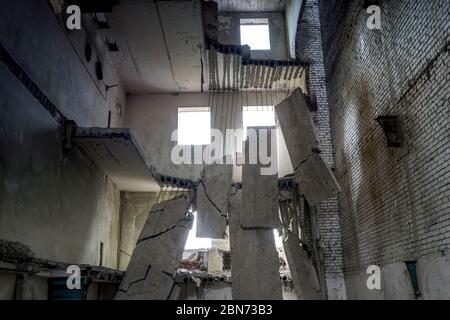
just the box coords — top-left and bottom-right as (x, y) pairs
(275, 89), (341, 205)
(241, 127), (279, 229)
(196, 161), (232, 239)
(115, 195), (193, 300)
(279, 202), (321, 299)
(275, 88), (321, 169)
(229, 188), (282, 300)
(294, 153), (341, 206)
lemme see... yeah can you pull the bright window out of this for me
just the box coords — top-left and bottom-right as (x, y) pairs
(178, 107), (211, 145)
(242, 106), (276, 139)
(184, 212), (212, 250)
(240, 18), (271, 50)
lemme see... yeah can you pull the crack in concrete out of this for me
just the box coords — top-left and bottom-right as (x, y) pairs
(293, 149), (322, 172)
(200, 181), (227, 218)
(136, 215), (191, 245)
(119, 264), (152, 293)
(161, 270), (175, 280)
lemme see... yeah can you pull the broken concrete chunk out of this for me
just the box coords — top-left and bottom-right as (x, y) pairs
(115, 195), (193, 300)
(275, 88), (321, 169)
(294, 153), (341, 206)
(241, 127), (279, 229)
(229, 188), (282, 300)
(196, 161), (233, 239)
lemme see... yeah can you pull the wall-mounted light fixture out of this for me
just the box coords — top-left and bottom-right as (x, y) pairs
(376, 115), (403, 148)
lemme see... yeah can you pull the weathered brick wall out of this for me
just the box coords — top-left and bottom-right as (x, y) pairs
(318, 0), (450, 278)
(296, 0), (346, 298)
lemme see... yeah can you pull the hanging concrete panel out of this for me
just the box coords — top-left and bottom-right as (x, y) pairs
(275, 89), (341, 205)
(196, 162), (232, 239)
(241, 127), (279, 229)
(229, 188), (282, 300)
(115, 195), (193, 300)
(279, 202), (321, 299)
(294, 153), (341, 205)
(275, 88), (321, 169)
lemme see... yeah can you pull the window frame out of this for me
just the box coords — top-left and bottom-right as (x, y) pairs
(239, 18), (271, 51)
(177, 106), (211, 146)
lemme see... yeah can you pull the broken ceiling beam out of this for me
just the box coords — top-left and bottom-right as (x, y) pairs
(229, 188), (283, 300)
(279, 202), (322, 299)
(241, 127), (279, 229)
(73, 127), (160, 192)
(115, 195), (193, 300)
(275, 89), (341, 205)
(196, 160), (232, 239)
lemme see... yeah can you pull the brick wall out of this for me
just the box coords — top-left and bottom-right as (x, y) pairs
(318, 0), (450, 278)
(296, 0), (346, 297)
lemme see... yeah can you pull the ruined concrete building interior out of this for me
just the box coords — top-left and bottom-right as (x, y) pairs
(0, 0), (449, 302)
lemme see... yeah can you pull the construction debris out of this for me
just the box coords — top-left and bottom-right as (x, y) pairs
(115, 195), (193, 300)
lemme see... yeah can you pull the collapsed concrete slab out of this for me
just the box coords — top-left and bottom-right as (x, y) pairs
(279, 202), (321, 300)
(229, 188), (282, 300)
(275, 89), (341, 205)
(196, 161), (232, 239)
(115, 195), (193, 300)
(275, 88), (321, 168)
(294, 153), (341, 205)
(241, 127), (279, 229)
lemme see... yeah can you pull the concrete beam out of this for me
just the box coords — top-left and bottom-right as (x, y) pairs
(115, 195), (193, 300)
(229, 188), (282, 300)
(241, 127), (279, 229)
(196, 162), (232, 239)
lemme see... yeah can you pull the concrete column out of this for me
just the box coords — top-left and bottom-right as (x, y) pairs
(241, 127), (279, 228)
(229, 188), (282, 300)
(115, 195), (193, 300)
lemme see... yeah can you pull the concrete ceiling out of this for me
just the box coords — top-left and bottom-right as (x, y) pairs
(106, 0), (204, 93)
(214, 0), (286, 12)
